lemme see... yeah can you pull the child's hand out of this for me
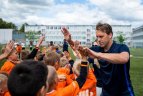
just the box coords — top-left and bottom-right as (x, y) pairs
(3, 40), (14, 58)
(58, 74), (66, 82)
(36, 36), (45, 48)
(61, 28), (71, 41)
(78, 90), (93, 96)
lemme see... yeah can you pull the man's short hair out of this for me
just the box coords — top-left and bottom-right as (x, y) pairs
(96, 22), (113, 35)
(8, 60), (48, 96)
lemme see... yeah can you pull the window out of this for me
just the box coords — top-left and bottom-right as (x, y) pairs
(50, 26), (53, 29)
(87, 29), (90, 32)
(54, 26), (57, 29)
(46, 26), (49, 29)
(87, 39), (90, 42)
(58, 26), (61, 29)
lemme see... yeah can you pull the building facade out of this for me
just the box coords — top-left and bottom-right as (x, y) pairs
(25, 25), (95, 46)
(0, 29), (13, 44)
(132, 25), (143, 48)
(25, 24), (132, 47)
(112, 25), (132, 47)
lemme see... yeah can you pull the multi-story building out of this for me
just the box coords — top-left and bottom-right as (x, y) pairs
(132, 25), (143, 48)
(25, 25), (95, 46)
(25, 24), (132, 47)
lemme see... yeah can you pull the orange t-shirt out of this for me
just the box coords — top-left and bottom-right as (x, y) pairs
(46, 81), (80, 96)
(56, 68), (73, 89)
(80, 69), (97, 96)
(57, 67), (70, 75)
(69, 73), (75, 80)
(0, 61), (15, 74)
(4, 92), (11, 96)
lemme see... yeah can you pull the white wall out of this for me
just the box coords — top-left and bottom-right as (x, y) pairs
(0, 29), (13, 44)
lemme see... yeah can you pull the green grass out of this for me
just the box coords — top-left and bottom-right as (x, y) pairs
(68, 47), (76, 61)
(0, 44), (6, 68)
(130, 48), (143, 96)
(130, 48), (143, 57)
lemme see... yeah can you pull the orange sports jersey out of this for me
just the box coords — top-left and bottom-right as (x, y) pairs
(56, 68), (73, 89)
(57, 67), (70, 75)
(3, 92), (11, 96)
(80, 69), (97, 96)
(69, 73), (75, 80)
(0, 61), (15, 74)
(46, 81), (80, 96)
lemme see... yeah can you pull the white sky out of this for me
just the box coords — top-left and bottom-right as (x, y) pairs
(0, 0), (143, 28)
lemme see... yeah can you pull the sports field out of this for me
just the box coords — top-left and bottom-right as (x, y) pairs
(130, 48), (143, 96)
(0, 45), (142, 96)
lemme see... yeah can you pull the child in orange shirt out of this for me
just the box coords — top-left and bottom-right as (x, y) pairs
(56, 57), (73, 89)
(44, 51), (60, 70)
(0, 49), (19, 74)
(72, 59), (97, 96)
(46, 59), (88, 96)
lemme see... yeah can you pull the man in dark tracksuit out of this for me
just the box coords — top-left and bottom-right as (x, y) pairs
(86, 23), (134, 96)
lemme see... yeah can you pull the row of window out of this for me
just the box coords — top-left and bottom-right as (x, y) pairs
(46, 41), (87, 45)
(45, 36), (87, 40)
(26, 26), (94, 32)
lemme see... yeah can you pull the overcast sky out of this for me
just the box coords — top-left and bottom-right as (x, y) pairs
(0, 0), (143, 28)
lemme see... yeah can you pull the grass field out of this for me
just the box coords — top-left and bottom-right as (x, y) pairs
(0, 44), (142, 95)
(130, 48), (143, 96)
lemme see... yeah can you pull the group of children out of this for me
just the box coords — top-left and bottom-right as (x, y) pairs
(0, 29), (98, 96)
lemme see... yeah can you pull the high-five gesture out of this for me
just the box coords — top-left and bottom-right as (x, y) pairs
(61, 28), (71, 41)
(78, 46), (88, 59)
(74, 40), (80, 50)
(86, 48), (100, 59)
(61, 28), (74, 46)
(71, 40), (82, 59)
(0, 40), (14, 60)
(36, 35), (45, 48)
(4, 40), (14, 57)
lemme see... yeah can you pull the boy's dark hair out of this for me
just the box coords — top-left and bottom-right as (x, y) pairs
(96, 22), (113, 35)
(8, 60), (48, 96)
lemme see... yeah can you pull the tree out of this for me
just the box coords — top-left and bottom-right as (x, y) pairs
(0, 18), (16, 29)
(117, 34), (125, 44)
(7, 22), (16, 29)
(25, 31), (41, 45)
(19, 23), (28, 33)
